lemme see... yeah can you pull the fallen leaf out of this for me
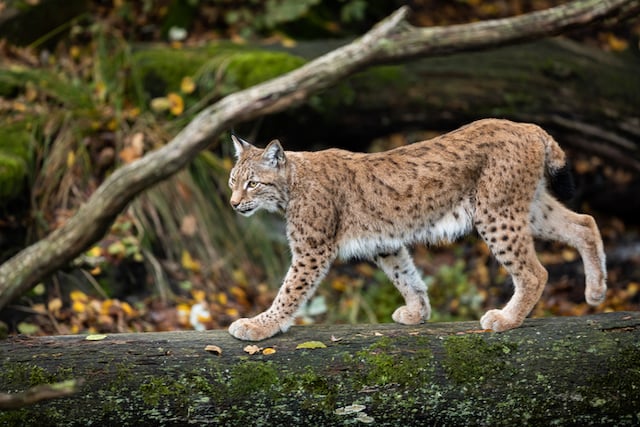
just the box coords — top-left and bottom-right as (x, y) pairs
(181, 250), (201, 273)
(85, 334), (107, 341)
(150, 97), (171, 112)
(48, 298), (63, 313)
(66, 151), (76, 168)
(205, 345), (222, 355)
(262, 347), (276, 355)
(330, 335), (343, 342)
(180, 214), (198, 237)
(244, 345), (261, 355)
(168, 92), (184, 116)
(296, 341), (327, 350)
(17, 322), (40, 335)
(180, 76), (196, 94)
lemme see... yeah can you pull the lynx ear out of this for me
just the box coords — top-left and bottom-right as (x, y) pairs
(262, 140), (285, 168)
(231, 134), (252, 158)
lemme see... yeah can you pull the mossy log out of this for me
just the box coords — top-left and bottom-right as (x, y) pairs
(1, 312), (639, 426)
(130, 37), (640, 171)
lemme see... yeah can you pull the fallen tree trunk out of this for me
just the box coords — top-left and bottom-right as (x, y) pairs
(270, 39), (640, 170)
(1, 312), (639, 426)
(1, 0), (639, 310)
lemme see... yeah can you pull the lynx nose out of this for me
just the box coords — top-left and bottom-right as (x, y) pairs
(230, 200), (240, 209)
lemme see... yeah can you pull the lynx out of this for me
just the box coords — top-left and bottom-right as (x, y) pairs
(227, 119), (607, 341)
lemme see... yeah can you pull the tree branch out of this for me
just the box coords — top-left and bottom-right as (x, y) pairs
(0, 0), (638, 309)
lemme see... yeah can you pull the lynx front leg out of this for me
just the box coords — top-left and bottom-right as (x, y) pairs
(229, 250), (334, 341)
(374, 246), (431, 325)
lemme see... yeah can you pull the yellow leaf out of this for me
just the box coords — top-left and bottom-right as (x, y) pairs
(231, 270), (248, 286)
(192, 289), (206, 302)
(180, 76), (196, 94)
(70, 290), (88, 302)
(280, 37), (296, 48)
(606, 33), (628, 52)
(177, 303), (191, 326)
(217, 292), (228, 306)
(168, 92), (184, 116)
(262, 347), (276, 355)
(90, 266), (102, 276)
(225, 307), (239, 317)
(296, 341), (327, 350)
(85, 334), (107, 341)
(101, 299), (114, 315)
(121, 301), (135, 317)
(66, 150), (76, 168)
(86, 246), (102, 258)
(229, 285), (247, 300)
(181, 250), (201, 273)
(72, 300), (86, 314)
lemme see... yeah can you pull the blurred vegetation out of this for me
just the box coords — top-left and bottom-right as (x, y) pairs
(0, 0), (638, 335)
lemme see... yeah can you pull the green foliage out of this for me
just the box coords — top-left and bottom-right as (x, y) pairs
(224, 0), (321, 37)
(427, 259), (485, 322)
(0, 121), (32, 202)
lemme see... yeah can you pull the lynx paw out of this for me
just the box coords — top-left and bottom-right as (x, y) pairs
(228, 317), (281, 341)
(392, 305), (429, 325)
(585, 280), (607, 306)
(480, 309), (522, 332)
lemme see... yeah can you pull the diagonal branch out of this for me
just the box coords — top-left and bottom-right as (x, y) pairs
(0, 0), (638, 309)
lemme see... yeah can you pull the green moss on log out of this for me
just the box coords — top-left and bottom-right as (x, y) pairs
(0, 122), (31, 202)
(131, 44), (306, 99)
(1, 315), (640, 426)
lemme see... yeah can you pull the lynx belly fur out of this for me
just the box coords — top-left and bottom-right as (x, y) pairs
(227, 119), (606, 341)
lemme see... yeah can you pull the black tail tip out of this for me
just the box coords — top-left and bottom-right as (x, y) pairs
(549, 163), (575, 201)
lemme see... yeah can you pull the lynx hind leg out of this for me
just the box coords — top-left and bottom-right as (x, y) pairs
(476, 206), (549, 332)
(530, 191), (607, 305)
(374, 246), (431, 325)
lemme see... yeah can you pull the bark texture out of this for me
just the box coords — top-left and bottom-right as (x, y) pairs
(1, 312), (639, 426)
(0, 0), (638, 309)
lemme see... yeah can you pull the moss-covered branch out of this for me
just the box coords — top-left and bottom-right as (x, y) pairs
(1, 312), (639, 425)
(0, 0), (638, 308)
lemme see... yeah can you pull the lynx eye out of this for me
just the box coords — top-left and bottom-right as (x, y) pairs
(246, 180), (259, 189)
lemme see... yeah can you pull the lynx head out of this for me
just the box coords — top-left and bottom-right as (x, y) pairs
(228, 134), (288, 216)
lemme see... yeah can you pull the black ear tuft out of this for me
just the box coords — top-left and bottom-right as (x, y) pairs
(549, 162), (575, 201)
(262, 140), (285, 168)
(231, 134), (252, 158)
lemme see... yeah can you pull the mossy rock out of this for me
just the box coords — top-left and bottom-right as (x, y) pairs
(0, 121), (32, 202)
